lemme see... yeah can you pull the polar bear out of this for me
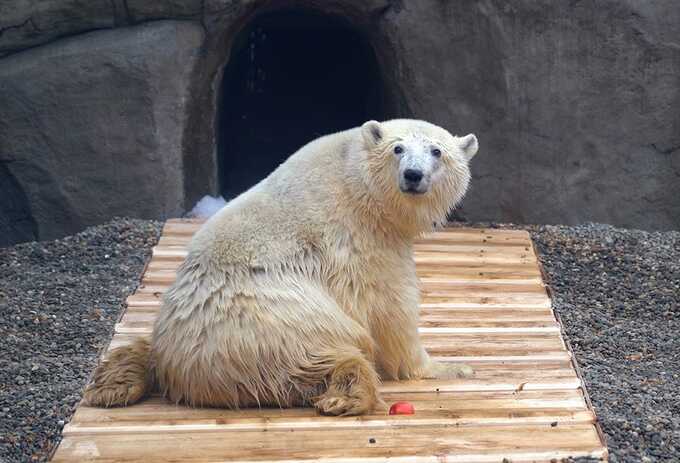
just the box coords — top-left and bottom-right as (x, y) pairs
(84, 119), (479, 415)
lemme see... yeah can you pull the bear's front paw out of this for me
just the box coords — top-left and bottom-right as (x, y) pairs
(424, 362), (474, 380)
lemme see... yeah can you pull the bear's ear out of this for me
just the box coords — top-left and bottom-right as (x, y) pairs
(457, 134), (478, 161)
(361, 120), (384, 148)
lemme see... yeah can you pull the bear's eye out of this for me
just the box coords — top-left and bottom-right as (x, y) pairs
(394, 145), (404, 155)
(431, 148), (442, 158)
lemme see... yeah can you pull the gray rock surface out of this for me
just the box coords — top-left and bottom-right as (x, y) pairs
(380, 0), (680, 229)
(0, 1), (678, 245)
(0, 0), (115, 57)
(0, 20), (203, 245)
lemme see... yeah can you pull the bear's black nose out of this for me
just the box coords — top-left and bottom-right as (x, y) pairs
(403, 169), (423, 183)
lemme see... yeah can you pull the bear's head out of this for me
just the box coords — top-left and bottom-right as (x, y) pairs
(358, 119), (478, 234)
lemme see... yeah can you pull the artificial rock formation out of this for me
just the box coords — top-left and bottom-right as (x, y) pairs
(1, 0), (678, 244)
(0, 21), (203, 243)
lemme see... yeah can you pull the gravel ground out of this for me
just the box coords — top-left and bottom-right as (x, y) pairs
(0, 219), (677, 462)
(529, 223), (680, 463)
(0, 218), (162, 462)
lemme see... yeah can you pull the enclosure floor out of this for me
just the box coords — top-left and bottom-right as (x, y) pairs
(52, 219), (607, 462)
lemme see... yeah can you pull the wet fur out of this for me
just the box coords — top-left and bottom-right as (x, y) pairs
(83, 120), (478, 415)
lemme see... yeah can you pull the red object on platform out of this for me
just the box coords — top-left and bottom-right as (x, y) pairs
(388, 401), (415, 415)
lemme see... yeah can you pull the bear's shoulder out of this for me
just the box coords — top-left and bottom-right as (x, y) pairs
(186, 125), (372, 269)
(189, 185), (325, 268)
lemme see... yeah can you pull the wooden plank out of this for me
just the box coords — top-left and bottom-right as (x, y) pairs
(161, 221), (203, 235)
(64, 389), (592, 435)
(155, 236), (537, 251)
(416, 244), (535, 256)
(65, 410), (596, 435)
(417, 264), (542, 277)
(115, 322), (561, 336)
(124, 294), (555, 310)
(426, 228), (531, 238)
(132, 281), (549, 295)
(123, 303), (557, 317)
(149, 246), (540, 265)
(160, 221), (531, 239)
(415, 235), (534, 247)
(421, 284), (547, 296)
(420, 307), (556, 319)
(139, 260), (547, 280)
(120, 307), (559, 326)
(113, 308), (563, 332)
(415, 254), (537, 265)
(420, 275), (543, 285)
(131, 283), (550, 299)
(126, 289), (552, 305)
(142, 259), (546, 277)
(156, 236), (536, 252)
(67, 389), (586, 422)
(130, 287), (551, 306)
(140, 269), (545, 286)
(117, 309), (560, 334)
(422, 294), (551, 307)
(52, 424), (604, 462)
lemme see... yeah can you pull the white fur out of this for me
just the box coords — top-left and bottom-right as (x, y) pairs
(85, 119), (479, 414)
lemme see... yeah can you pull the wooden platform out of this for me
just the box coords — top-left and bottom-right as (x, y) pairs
(52, 219), (607, 462)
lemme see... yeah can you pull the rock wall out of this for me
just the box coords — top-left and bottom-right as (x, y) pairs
(1, 0), (678, 245)
(0, 20), (203, 244)
(385, 0), (680, 229)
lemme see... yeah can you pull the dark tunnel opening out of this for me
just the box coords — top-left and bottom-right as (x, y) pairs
(217, 10), (386, 199)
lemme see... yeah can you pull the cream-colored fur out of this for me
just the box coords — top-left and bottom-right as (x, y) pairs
(83, 119), (479, 415)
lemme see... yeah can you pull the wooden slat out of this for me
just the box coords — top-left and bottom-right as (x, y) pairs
(132, 282), (550, 299)
(117, 308), (561, 334)
(53, 424), (604, 462)
(64, 409), (597, 435)
(127, 284), (552, 300)
(119, 305), (559, 316)
(140, 262), (546, 283)
(50, 224), (606, 462)
(119, 307), (559, 330)
(157, 236), (536, 251)
(160, 220), (531, 239)
(144, 259), (545, 275)
(141, 269), (544, 286)
(150, 246), (539, 265)
(126, 293), (554, 310)
(64, 389), (592, 435)
(130, 291), (551, 309)
(422, 295), (551, 308)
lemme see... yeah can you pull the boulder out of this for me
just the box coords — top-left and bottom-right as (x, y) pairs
(0, 20), (204, 244)
(0, 0), (115, 57)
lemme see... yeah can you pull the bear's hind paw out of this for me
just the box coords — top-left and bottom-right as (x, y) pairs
(313, 392), (382, 416)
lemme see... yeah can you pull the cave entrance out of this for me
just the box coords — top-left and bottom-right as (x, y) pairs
(218, 10), (386, 199)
